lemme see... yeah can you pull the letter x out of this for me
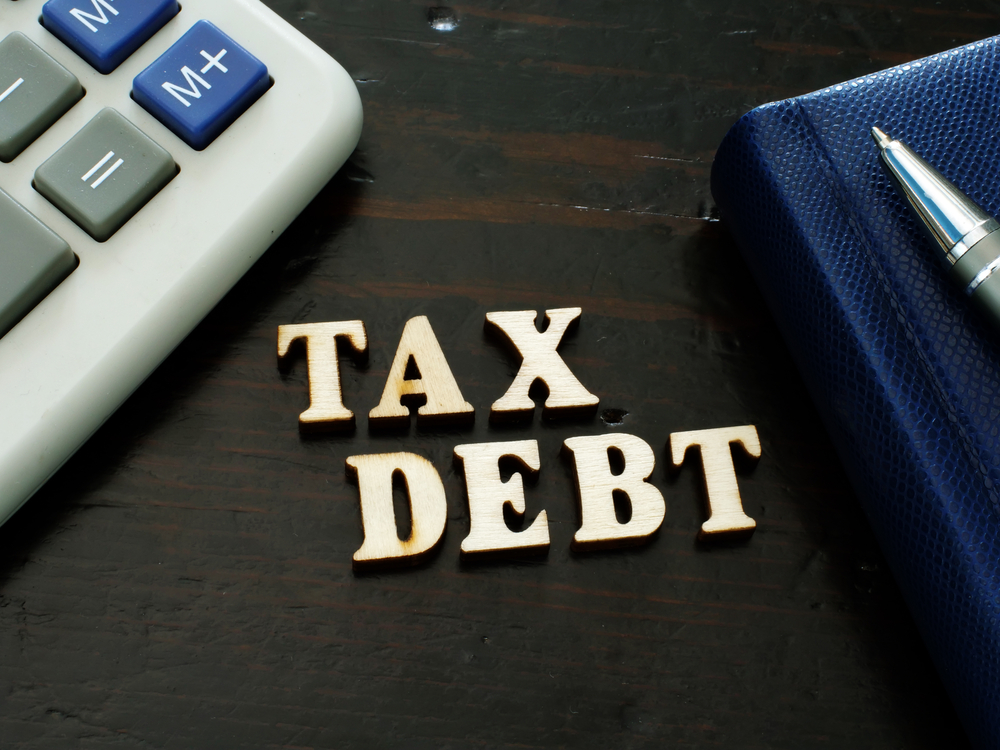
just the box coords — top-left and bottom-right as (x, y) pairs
(487, 307), (599, 419)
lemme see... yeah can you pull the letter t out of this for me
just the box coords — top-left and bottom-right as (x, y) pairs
(277, 320), (368, 430)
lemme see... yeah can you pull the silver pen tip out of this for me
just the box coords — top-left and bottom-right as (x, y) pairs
(871, 126), (892, 148)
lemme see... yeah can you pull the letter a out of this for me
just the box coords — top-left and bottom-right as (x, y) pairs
(277, 320), (368, 430)
(369, 316), (474, 427)
(346, 452), (448, 570)
(563, 433), (665, 550)
(669, 425), (760, 540)
(487, 307), (599, 421)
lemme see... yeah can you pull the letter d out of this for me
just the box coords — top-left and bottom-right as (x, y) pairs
(346, 452), (448, 570)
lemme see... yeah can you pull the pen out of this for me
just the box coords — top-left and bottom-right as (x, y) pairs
(871, 127), (1000, 330)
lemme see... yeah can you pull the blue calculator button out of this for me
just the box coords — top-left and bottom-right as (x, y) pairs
(42, 0), (179, 74)
(133, 21), (270, 151)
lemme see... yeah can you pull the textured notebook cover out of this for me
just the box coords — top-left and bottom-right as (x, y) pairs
(711, 38), (1000, 748)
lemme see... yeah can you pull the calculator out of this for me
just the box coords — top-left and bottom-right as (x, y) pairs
(0, 0), (363, 524)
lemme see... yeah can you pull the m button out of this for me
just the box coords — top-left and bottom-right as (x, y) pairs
(42, 0), (179, 74)
(133, 21), (270, 151)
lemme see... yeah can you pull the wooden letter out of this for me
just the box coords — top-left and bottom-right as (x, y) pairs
(345, 452), (448, 569)
(369, 316), (474, 427)
(486, 307), (599, 421)
(454, 440), (549, 557)
(277, 320), (368, 430)
(669, 425), (760, 540)
(563, 433), (665, 550)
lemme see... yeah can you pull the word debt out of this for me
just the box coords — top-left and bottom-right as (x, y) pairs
(346, 426), (760, 570)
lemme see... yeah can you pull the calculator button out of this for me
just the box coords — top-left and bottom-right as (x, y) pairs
(41, 0), (179, 74)
(34, 108), (176, 242)
(0, 189), (76, 339)
(0, 33), (84, 163)
(133, 20), (270, 151)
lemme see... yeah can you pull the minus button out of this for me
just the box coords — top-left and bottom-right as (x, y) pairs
(0, 78), (25, 104)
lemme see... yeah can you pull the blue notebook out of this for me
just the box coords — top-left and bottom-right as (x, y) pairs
(711, 38), (1000, 748)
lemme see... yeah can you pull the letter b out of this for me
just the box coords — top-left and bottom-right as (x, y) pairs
(563, 433), (665, 550)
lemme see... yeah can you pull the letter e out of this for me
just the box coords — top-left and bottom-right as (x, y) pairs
(454, 439), (549, 557)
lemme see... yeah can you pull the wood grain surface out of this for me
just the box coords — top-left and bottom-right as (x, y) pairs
(2, 0), (996, 747)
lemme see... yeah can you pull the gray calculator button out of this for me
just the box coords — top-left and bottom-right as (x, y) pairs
(0, 32), (84, 163)
(34, 108), (176, 242)
(0, 189), (76, 339)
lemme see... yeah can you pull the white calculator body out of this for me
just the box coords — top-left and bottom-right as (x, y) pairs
(0, 0), (363, 524)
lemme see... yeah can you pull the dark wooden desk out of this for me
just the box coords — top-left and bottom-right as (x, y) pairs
(1, 1), (991, 746)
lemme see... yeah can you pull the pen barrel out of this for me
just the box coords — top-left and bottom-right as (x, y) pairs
(950, 230), (1000, 325)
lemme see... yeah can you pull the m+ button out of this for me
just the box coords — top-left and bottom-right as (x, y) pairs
(133, 21), (270, 151)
